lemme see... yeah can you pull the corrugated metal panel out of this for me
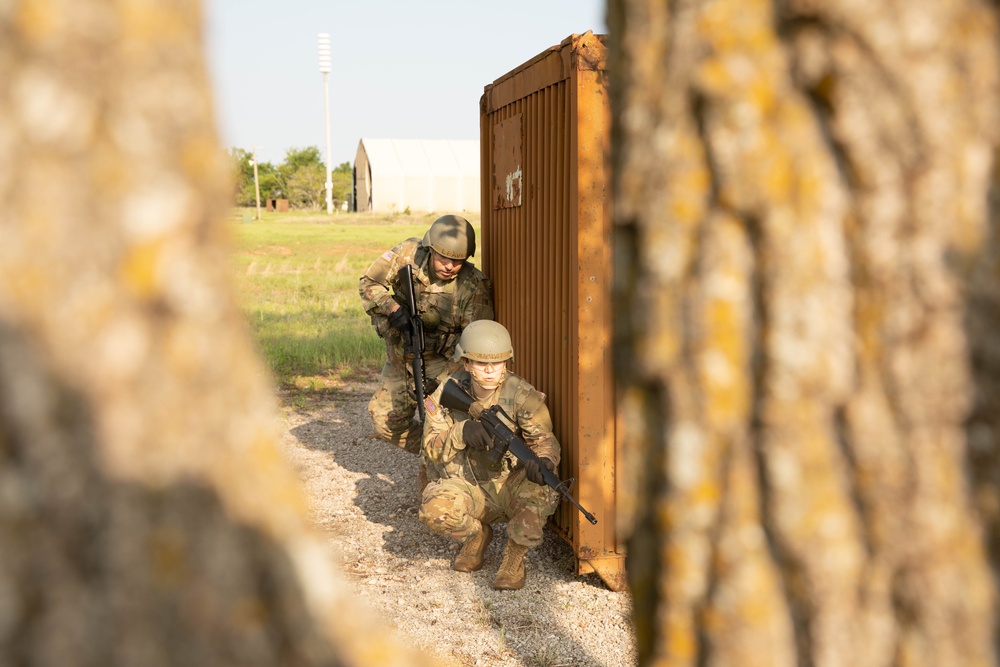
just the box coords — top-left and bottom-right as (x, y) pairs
(480, 32), (623, 591)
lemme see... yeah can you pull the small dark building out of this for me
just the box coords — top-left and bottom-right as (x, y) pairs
(265, 198), (289, 212)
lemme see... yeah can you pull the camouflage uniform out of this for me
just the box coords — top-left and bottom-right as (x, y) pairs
(359, 238), (494, 453)
(418, 369), (560, 548)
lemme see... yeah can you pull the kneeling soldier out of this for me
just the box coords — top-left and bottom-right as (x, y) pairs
(418, 320), (559, 590)
(358, 214), (494, 454)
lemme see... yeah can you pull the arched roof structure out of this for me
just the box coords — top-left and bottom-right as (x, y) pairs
(354, 138), (480, 214)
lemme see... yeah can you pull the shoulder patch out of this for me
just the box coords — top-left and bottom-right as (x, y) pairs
(425, 396), (438, 416)
(381, 250), (395, 262)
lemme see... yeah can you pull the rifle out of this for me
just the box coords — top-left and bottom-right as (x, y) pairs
(397, 264), (427, 424)
(439, 379), (598, 525)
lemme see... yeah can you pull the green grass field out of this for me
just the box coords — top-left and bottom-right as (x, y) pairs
(229, 207), (481, 392)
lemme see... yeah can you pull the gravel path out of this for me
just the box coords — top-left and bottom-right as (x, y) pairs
(279, 381), (637, 667)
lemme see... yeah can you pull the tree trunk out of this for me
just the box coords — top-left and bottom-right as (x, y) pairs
(608, 0), (1000, 665)
(0, 2), (435, 665)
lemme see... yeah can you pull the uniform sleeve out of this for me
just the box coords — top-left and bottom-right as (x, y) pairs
(421, 384), (468, 465)
(516, 389), (561, 466)
(456, 270), (495, 328)
(358, 244), (404, 317)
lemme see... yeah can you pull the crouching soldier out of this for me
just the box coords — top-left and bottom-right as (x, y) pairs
(418, 320), (559, 590)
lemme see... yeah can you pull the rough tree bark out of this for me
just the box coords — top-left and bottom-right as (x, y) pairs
(609, 0), (1000, 665)
(0, 2), (440, 665)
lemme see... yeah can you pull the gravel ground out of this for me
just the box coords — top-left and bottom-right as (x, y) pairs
(279, 380), (638, 667)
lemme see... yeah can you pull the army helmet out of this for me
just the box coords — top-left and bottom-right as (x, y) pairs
(454, 320), (514, 364)
(423, 215), (476, 260)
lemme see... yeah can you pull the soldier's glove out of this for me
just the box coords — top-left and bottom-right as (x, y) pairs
(524, 457), (556, 486)
(462, 420), (493, 451)
(388, 308), (410, 332)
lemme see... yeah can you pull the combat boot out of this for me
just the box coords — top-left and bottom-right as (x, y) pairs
(453, 523), (493, 572)
(492, 539), (529, 590)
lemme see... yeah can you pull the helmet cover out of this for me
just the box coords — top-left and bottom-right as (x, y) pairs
(453, 320), (513, 363)
(423, 215), (476, 260)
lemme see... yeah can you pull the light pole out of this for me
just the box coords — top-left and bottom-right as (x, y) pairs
(318, 33), (333, 215)
(251, 146), (261, 221)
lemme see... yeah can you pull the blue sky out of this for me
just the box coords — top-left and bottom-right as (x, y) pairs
(202, 0), (608, 167)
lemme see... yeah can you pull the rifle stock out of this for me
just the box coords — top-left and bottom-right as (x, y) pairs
(398, 264), (426, 424)
(439, 379), (598, 525)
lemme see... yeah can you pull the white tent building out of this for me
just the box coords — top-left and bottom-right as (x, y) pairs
(353, 138), (480, 214)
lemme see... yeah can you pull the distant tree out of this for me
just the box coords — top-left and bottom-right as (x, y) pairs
(228, 148), (352, 211)
(331, 161), (353, 210)
(228, 147), (255, 205)
(228, 147), (280, 206)
(286, 167), (325, 210)
(257, 164), (282, 200)
(281, 146), (324, 173)
(280, 147), (325, 209)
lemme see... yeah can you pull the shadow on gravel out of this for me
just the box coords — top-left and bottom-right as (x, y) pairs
(288, 389), (442, 563)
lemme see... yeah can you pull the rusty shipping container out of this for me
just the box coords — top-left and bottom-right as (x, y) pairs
(479, 32), (623, 591)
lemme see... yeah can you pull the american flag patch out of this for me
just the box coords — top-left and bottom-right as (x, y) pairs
(425, 396), (438, 416)
(381, 250), (394, 262)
